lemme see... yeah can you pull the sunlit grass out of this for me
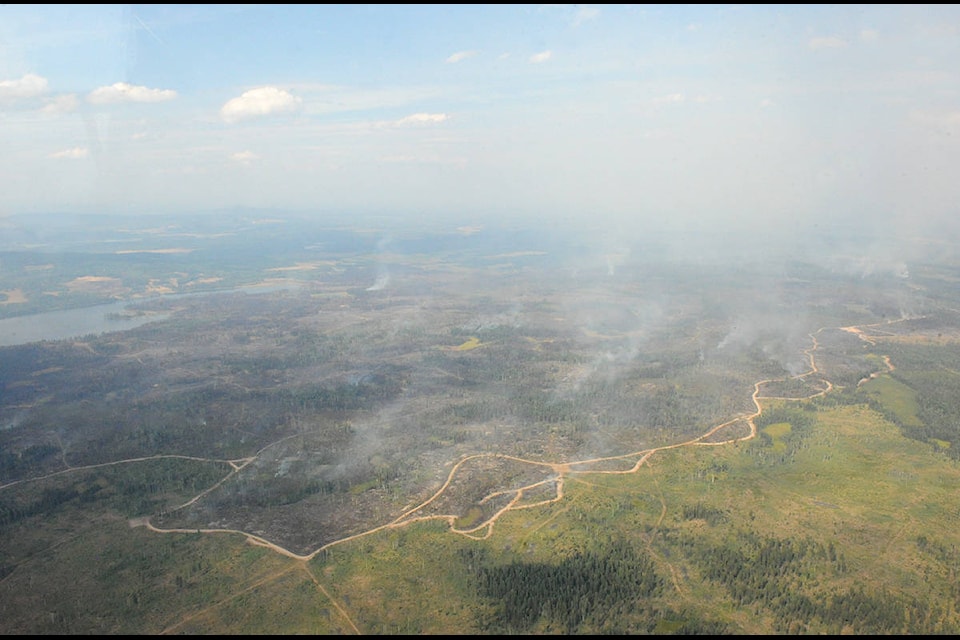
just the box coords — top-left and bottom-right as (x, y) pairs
(763, 422), (791, 453)
(859, 373), (922, 426)
(445, 336), (482, 351)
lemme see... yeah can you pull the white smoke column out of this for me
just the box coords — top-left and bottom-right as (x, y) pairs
(366, 234), (393, 291)
(366, 270), (390, 291)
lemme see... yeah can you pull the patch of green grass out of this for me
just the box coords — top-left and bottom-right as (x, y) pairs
(763, 421), (791, 453)
(859, 374), (923, 427)
(455, 506), (484, 529)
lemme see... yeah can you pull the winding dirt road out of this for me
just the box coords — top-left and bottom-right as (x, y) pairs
(0, 316), (914, 634)
(5, 319), (906, 559)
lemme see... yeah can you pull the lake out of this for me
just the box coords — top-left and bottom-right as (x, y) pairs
(0, 283), (301, 347)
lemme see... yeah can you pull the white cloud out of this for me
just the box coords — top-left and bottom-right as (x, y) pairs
(49, 147), (89, 159)
(41, 94), (78, 115)
(446, 50), (478, 64)
(394, 112), (449, 126)
(87, 82), (177, 104)
(808, 36), (847, 50)
(529, 50), (553, 64)
(759, 98), (775, 108)
(0, 73), (48, 100)
(230, 150), (259, 163)
(860, 28), (880, 42)
(220, 86), (302, 124)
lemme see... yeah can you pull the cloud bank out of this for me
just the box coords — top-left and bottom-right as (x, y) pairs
(87, 82), (177, 104)
(220, 86), (302, 124)
(394, 112), (449, 126)
(529, 50), (552, 63)
(446, 50), (477, 64)
(0, 74), (48, 101)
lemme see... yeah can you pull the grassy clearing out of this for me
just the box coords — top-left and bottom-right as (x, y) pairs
(445, 336), (482, 351)
(859, 374), (923, 427)
(762, 422), (791, 453)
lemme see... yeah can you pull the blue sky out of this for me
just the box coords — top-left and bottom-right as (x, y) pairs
(1, 4), (959, 237)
